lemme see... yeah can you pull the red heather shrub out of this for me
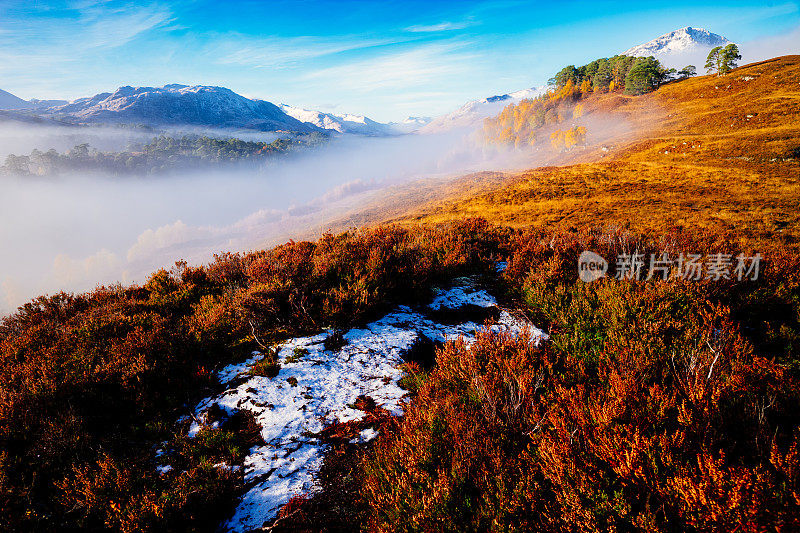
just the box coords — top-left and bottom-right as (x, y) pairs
(363, 227), (800, 532)
(364, 330), (558, 532)
(0, 220), (508, 531)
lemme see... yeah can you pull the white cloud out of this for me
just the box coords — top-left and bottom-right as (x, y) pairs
(52, 249), (121, 286)
(210, 33), (404, 69)
(304, 41), (481, 93)
(0, 2), (173, 97)
(76, 4), (174, 50)
(1, 277), (25, 312)
(405, 20), (477, 33)
(127, 220), (215, 262)
(234, 209), (285, 229)
(741, 25), (800, 63)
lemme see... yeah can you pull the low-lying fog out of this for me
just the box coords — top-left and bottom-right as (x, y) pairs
(6, 21), (794, 316)
(0, 122), (156, 160)
(0, 124), (536, 315)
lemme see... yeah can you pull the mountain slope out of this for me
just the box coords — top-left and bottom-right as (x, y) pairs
(623, 26), (730, 63)
(27, 98), (69, 109)
(46, 84), (319, 132)
(385, 55), (800, 247)
(421, 87), (546, 133)
(0, 88), (31, 110)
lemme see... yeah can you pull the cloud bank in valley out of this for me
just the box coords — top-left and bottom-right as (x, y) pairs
(0, 125), (538, 315)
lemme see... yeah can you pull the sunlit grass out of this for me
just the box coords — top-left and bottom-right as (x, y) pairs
(386, 56), (800, 250)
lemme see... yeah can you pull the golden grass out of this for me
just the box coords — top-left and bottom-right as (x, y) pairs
(373, 55), (800, 249)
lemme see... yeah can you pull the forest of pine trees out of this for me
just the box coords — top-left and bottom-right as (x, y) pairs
(483, 54), (692, 149)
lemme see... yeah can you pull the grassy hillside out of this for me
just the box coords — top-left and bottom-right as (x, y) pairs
(390, 56), (800, 248)
(271, 56), (800, 531)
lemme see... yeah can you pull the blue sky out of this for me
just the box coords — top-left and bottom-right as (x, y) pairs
(0, 0), (798, 121)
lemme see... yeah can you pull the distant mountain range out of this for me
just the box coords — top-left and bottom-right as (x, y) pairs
(0, 84), (415, 136)
(43, 84), (318, 133)
(278, 104), (403, 136)
(0, 26), (734, 136)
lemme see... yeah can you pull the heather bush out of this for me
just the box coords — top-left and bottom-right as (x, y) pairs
(3, 221), (798, 531)
(363, 226), (800, 532)
(0, 220), (505, 531)
(364, 331), (557, 532)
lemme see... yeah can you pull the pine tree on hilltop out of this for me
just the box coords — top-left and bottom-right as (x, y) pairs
(624, 57), (671, 94)
(705, 46), (722, 75)
(706, 44), (741, 76)
(719, 44), (742, 75)
(678, 65), (697, 79)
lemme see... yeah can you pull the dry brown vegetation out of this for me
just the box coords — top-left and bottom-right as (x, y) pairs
(1, 56), (799, 532)
(289, 226), (800, 532)
(0, 221), (506, 532)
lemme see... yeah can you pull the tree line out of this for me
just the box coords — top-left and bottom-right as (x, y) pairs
(549, 54), (697, 96)
(0, 132), (328, 177)
(485, 44), (742, 149)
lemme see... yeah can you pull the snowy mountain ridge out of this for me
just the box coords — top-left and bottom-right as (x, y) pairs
(42, 84), (318, 132)
(623, 26), (730, 57)
(1, 83), (407, 136)
(278, 103), (399, 136)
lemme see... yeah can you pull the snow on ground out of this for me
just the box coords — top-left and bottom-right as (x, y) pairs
(179, 276), (545, 532)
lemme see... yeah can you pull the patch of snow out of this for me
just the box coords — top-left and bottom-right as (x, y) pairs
(217, 353), (262, 386)
(428, 278), (497, 310)
(214, 462), (242, 473)
(359, 427), (378, 442)
(351, 427), (379, 444)
(184, 278), (544, 531)
(493, 310), (547, 344)
(157, 465), (173, 475)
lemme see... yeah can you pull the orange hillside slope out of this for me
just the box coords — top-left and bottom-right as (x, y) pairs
(389, 55), (800, 248)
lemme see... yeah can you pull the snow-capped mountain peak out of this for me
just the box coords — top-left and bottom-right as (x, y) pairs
(43, 84), (318, 132)
(623, 27), (730, 57)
